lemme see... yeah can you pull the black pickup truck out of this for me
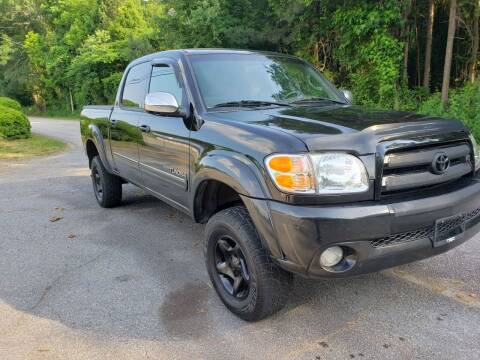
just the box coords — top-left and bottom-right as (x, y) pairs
(81, 49), (480, 321)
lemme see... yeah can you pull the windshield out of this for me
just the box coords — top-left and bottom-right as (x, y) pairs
(189, 53), (345, 109)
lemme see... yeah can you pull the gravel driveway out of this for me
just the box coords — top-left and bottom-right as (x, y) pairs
(0, 117), (479, 359)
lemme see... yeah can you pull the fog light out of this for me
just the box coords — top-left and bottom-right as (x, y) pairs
(319, 246), (344, 268)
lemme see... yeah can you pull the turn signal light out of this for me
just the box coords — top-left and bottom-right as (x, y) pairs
(265, 154), (315, 193)
(268, 156), (293, 172)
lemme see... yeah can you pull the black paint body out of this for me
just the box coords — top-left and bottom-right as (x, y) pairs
(80, 49), (480, 279)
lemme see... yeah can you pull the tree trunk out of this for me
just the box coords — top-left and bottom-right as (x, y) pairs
(469, 1), (479, 83)
(69, 89), (75, 112)
(441, 0), (457, 105)
(423, 0), (435, 90)
(403, 37), (410, 84)
(415, 4), (421, 86)
(402, 0), (412, 85)
(33, 92), (46, 113)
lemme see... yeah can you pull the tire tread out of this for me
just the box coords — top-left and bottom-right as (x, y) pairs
(205, 205), (292, 321)
(91, 156), (122, 208)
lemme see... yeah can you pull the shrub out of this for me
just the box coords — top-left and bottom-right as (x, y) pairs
(400, 82), (480, 142)
(397, 86), (430, 111)
(419, 81), (480, 141)
(0, 106), (31, 139)
(0, 96), (22, 111)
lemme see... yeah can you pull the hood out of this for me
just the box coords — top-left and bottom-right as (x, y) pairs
(206, 104), (469, 155)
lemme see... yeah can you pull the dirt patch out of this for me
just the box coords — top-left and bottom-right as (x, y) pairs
(159, 282), (211, 339)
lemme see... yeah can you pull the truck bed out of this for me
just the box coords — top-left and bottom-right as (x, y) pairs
(81, 105), (114, 120)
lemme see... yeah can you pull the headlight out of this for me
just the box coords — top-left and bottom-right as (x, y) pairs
(310, 153), (369, 194)
(469, 134), (480, 170)
(265, 153), (369, 194)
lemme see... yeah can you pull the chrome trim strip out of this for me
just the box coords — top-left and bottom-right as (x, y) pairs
(139, 161), (187, 187)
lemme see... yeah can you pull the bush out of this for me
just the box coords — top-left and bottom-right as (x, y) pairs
(400, 82), (480, 142)
(428, 84), (480, 141)
(0, 96), (22, 111)
(0, 106), (31, 139)
(396, 86), (430, 111)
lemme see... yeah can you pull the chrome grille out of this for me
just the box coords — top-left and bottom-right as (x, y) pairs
(381, 142), (473, 194)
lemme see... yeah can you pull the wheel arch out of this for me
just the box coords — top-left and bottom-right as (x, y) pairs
(85, 139), (99, 168)
(191, 152), (284, 259)
(191, 152), (269, 223)
(84, 124), (113, 172)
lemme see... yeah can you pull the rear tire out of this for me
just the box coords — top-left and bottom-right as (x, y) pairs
(205, 206), (292, 321)
(91, 156), (122, 208)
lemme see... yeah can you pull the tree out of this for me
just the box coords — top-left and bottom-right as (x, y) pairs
(441, 0), (458, 105)
(401, 0), (412, 85)
(0, 0), (477, 113)
(423, 0), (435, 90)
(469, 0), (479, 83)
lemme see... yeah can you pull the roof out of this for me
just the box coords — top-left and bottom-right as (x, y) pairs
(128, 48), (292, 68)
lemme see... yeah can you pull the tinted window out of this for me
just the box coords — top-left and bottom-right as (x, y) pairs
(121, 62), (150, 108)
(149, 65), (183, 104)
(189, 54), (343, 108)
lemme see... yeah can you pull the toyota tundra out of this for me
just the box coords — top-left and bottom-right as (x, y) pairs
(80, 49), (480, 321)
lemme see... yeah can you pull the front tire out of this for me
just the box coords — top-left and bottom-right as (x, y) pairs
(205, 206), (292, 321)
(91, 156), (122, 208)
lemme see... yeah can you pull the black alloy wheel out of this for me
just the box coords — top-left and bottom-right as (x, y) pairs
(90, 156), (122, 208)
(91, 164), (104, 202)
(214, 235), (251, 299)
(205, 206), (293, 321)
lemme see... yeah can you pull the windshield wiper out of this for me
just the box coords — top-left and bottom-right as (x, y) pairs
(290, 97), (346, 105)
(212, 100), (292, 109)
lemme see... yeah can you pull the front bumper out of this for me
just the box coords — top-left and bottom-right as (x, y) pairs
(243, 179), (480, 279)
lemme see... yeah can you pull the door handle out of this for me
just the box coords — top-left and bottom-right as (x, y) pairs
(138, 124), (151, 133)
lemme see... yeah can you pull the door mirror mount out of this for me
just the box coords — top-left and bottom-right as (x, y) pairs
(144, 92), (181, 115)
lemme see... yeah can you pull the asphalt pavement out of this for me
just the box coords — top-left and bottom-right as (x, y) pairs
(0, 117), (479, 359)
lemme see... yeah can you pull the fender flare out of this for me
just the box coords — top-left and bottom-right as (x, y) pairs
(86, 124), (113, 173)
(190, 151), (284, 259)
(191, 151), (269, 203)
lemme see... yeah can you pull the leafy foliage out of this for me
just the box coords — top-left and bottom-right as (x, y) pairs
(0, 106), (31, 139)
(0, 0), (478, 138)
(330, 1), (405, 107)
(0, 96), (22, 111)
(418, 82), (480, 140)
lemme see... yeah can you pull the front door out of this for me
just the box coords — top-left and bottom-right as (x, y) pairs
(110, 62), (150, 183)
(138, 62), (190, 209)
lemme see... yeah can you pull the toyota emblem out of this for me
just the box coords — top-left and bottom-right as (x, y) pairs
(432, 152), (450, 174)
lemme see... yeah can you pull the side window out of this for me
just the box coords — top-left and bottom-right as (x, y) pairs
(121, 62), (150, 109)
(149, 65), (183, 105)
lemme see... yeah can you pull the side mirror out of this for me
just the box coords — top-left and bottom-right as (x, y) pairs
(341, 89), (353, 103)
(144, 92), (179, 114)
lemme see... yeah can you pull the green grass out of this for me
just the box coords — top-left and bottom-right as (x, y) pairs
(0, 134), (67, 160)
(25, 107), (81, 120)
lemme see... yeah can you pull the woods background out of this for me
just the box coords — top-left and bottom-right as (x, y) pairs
(0, 0), (479, 136)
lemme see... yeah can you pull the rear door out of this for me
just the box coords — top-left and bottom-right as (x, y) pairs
(138, 61), (190, 209)
(110, 62), (150, 182)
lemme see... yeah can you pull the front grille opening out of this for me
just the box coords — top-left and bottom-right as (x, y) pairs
(382, 156), (469, 177)
(380, 141), (473, 196)
(380, 174), (472, 198)
(371, 207), (480, 248)
(371, 227), (433, 247)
